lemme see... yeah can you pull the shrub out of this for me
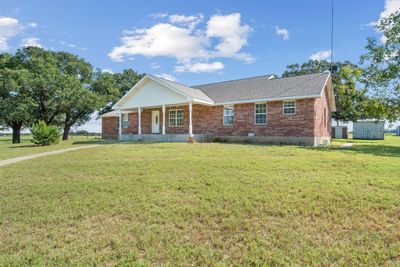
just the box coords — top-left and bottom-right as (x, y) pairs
(31, 121), (61, 146)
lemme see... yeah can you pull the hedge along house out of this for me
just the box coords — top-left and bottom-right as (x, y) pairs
(101, 72), (335, 146)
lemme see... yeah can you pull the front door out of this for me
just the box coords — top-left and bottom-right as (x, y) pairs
(152, 110), (160, 133)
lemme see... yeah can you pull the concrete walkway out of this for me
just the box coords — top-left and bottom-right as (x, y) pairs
(0, 145), (102, 167)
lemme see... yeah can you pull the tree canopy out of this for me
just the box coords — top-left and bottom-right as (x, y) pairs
(360, 11), (400, 121)
(283, 60), (367, 123)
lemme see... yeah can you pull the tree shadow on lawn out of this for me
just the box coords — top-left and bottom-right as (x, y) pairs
(305, 144), (400, 158)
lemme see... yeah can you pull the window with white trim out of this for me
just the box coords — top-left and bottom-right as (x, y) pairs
(223, 105), (234, 126)
(169, 109), (184, 127)
(122, 113), (128, 128)
(283, 100), (296, 115)
(254, 103), (267, 125)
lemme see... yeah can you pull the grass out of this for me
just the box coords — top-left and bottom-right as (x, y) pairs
(0, 136), (399, 265)
(0, 135), (104, 160)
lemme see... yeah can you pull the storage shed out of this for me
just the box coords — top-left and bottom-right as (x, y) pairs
(331, 126), (348, 139)
(353, 121), (385, 140)
(397, 126), (400, 136)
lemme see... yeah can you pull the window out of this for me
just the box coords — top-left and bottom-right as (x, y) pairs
(254, 103), (267, 125)
(223, 105), (234, 126)
(169, 109), (184, 127)
(283, 100), (296, 115)
(324, 108), (327, 127)
(122, 113), (128, 128)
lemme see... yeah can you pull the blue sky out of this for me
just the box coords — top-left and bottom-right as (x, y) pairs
(1, 0), (399, 131)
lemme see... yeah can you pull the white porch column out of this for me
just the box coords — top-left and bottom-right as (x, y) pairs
(138, 107), (142, 135)
(189, 101), (193, 137)
(118, 110), (122, 136)
(162, 104), (166, 135)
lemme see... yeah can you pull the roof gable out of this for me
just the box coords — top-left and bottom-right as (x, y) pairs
(114, 76), (189, 109)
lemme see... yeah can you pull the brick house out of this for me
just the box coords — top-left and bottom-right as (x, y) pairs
(101, 72), (335, 146)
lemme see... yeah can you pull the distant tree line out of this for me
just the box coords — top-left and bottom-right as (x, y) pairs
(282, 11), (400, 125)
(1, 12), (399, 143)
(0, 46), (143, 143)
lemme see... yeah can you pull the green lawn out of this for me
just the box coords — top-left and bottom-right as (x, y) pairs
(0, 135), (103, 160)
(0, 136), (399, 266)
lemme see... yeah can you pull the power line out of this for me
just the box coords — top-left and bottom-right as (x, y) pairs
(330, 0), (334, 73)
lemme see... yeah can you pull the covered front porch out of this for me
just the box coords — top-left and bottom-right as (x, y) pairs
(106, 74), (214, 142)
(116, 102), (196, 141)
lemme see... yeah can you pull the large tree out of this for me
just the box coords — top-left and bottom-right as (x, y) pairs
(283, 60), (366, 124)
(53, 51), (101, 140)
(360, 11), (400, 121)
(92, 69), (144, 114)
(0, 53), (34, 143)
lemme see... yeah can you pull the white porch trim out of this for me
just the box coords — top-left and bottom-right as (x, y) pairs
(189, 101), (193, 137)
(138, 107), (142, 135)
(162, 104), (166, 135)
(118, 110), (122, 136)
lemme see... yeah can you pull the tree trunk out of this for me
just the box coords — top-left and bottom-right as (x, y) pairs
(12, 124), (22, 144)
(62, 124), (71, 141)
(336, 120), (339, 126)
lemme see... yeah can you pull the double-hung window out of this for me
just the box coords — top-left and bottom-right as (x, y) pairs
(223, 105), (234, 126)
(122, 113), (128, 128)
(254, 103), (267, 125)
(169, 109), (184, 127)
(283, 100), (296, 115)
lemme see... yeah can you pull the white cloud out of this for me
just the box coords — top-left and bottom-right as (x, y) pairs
(378, 0), (400, 21)
(108, 23), (208, 62)
(149, 12), (169, 19)
(101, 68), (114, 74)
(21, 37), (42, 48)
(275, 26), (290, 40)
(371, 0), (400, 43)
(28, 22), (38, 28)
(60, 40), (87, 50)
(150, 62), (161, 69)
(169, 13), (203, 30)
(109, 13), (253, 72)
(175, 61), (224, 73)
(0, 17), (23, 51)
(155, 73), (177, 81)
(309, 50), (332, 61)
(206, 13), (253, 62)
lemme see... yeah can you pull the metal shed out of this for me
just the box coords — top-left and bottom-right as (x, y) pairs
(397, 126), (400, 136)
(353, 121), (385, 140)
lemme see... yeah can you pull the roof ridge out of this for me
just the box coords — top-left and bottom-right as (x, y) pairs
(148, 74), (199, 90)
(268, 73), (329, 99)
(192, 74), (274, 87)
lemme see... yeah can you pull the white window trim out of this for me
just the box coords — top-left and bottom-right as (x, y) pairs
(283, 100), (296, 115)
(223, 105), (234, 126)
(169, 109), (184, 128)
(122, 113), (129, 128)
(254, 102), (267, 125)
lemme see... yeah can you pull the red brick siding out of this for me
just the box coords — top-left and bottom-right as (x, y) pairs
(314, 86), (331, 137)
(102, 97), (331, 138)
(102, 117), (118, 138)
(191, 100), (315, 137)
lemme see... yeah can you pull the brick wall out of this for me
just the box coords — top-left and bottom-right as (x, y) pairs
(191, 100), (315, 137)
(101, 117), (118, 138)
(313, 86), (331, 137)
(102, 95), (332, 138)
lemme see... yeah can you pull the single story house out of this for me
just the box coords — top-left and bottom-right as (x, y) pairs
(101, 72), (335, 146)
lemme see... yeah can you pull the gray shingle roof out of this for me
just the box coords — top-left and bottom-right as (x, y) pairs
(192, 73), (330, 103)
(149, 75), (214, 103)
